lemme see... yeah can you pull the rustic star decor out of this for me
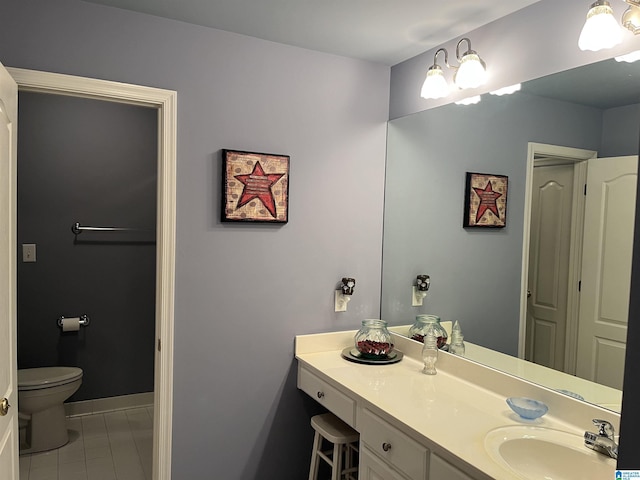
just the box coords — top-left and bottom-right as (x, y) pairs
(222, 150), (290, 223)
(463, 172), (508, 228)
(234, 161), (284, 218)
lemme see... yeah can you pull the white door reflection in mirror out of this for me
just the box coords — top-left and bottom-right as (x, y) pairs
(526, 163), (576, 371)
(576, 155), (637, 390)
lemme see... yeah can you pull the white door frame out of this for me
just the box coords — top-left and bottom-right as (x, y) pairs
(7, 68), (175, 480)
(520, 143), (596, 374)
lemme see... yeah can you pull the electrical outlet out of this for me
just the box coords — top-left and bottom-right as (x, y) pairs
(412, 286), (426, 306)
(335, 291), (349, 312)
(22, 244), (36, 262)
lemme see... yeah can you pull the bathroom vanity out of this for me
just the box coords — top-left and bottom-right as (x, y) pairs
(295, 330), (619, 479)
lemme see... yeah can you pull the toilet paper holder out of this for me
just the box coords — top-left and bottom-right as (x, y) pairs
(57, 315), (90, 328)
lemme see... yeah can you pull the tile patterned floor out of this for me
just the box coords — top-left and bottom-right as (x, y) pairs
(19, 406), (153, 480)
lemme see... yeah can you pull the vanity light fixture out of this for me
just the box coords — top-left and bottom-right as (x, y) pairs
(420, 48), (450, 99)
(335, 277), (355, 312)
(453, 38), (488, 89)
(579, 0), (623, 51)
(622, 1), (640, 33)
(412, 274), (430, 307)
(579, 0), (640, 51)
(420, 38), (487, 100)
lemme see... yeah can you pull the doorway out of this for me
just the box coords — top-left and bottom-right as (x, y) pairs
(17, 91), (157, 405)
(7, 68), (175, 480)
(520, 143), (595, 374)
(521, 143), (637, 386)
(525, 160), (582, 371)
(574, 155), (637, 389)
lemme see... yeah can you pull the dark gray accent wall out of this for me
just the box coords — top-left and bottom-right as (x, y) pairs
(0, 1), (389, 478)
(17, 92), (157, 401)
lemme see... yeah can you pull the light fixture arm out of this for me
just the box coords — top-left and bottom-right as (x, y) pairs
(623, 1), (640, 34)
(456, 37), (486, 69)
(431, 48), (450, 69)
(456, 38), (474, 62)
(432, 39), (480, 69)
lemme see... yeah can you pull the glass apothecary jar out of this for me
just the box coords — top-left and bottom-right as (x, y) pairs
(354, 319), (394, 359)
(409, 314), (448, 349)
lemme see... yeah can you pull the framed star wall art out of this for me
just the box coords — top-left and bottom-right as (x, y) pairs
(222, 149), (290, 223)
(463, 172), (508, 228)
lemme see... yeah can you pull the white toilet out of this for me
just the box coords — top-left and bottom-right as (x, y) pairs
(18, 366), (83, 453)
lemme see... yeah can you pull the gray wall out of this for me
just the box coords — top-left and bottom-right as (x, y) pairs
(0, 0), (389, 478)
(382, 92), (604, 355)
(17, 92), (157, 401)
(601, 103), (640, 157)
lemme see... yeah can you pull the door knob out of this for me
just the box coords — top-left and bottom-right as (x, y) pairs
(0, 398), (10, 416)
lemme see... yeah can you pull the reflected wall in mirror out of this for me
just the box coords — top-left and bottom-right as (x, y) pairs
(381, 57), (640, 413)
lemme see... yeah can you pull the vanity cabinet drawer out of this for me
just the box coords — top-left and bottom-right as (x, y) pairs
(298, 366), (355, 427)
(430, 453), (476, 480)
(359, 408), (428, 480)
(360, 445), (412, 480)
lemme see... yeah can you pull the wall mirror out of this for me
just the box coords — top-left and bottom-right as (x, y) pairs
(381, 55), (640, 413)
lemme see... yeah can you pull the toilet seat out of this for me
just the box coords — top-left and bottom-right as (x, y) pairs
(18, 367), (83, 391)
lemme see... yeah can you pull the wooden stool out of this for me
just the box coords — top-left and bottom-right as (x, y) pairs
(308, 413), (359, 480)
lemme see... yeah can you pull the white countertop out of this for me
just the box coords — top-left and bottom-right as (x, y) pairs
(295, 330), (619, 479)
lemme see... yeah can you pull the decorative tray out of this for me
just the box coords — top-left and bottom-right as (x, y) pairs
(341, 347), (403, 365)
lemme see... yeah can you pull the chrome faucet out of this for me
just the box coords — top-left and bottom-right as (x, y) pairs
(584, 419), (618, 459)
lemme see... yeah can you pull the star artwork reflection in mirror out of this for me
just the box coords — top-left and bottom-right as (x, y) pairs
(222, 149), (290, 223)
(463, 172), (508, 228)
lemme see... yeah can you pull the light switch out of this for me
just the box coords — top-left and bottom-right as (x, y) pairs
(22, 244), (36, 262)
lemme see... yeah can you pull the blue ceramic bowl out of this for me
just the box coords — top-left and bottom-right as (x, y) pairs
(506, 397), (548, 420)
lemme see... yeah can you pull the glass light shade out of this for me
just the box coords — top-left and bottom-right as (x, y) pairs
(420, 67), (449, 99)
(578, 2), (622, 51)
(455, 95), (481, 106)
(615, 50), (640, 62)
(454, 53), (487, 89)
(490, 84), (522, 96)
(622, 5), (640, 34)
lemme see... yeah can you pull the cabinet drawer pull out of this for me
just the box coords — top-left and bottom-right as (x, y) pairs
(382, 442), (392, 452)
(317, 391), (325, 399)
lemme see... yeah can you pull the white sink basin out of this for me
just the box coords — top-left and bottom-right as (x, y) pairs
(484, 425), (616, 479)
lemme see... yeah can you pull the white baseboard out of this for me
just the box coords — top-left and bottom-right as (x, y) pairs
(65, 392), (154, 417)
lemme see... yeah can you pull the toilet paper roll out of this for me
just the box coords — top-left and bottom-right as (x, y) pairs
(61, 317), (81, 332)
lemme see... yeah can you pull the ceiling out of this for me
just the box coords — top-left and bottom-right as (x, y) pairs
(80, 0), (640, 109)
(522, 57), (640, 109)
(81, 0), (542, 66)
